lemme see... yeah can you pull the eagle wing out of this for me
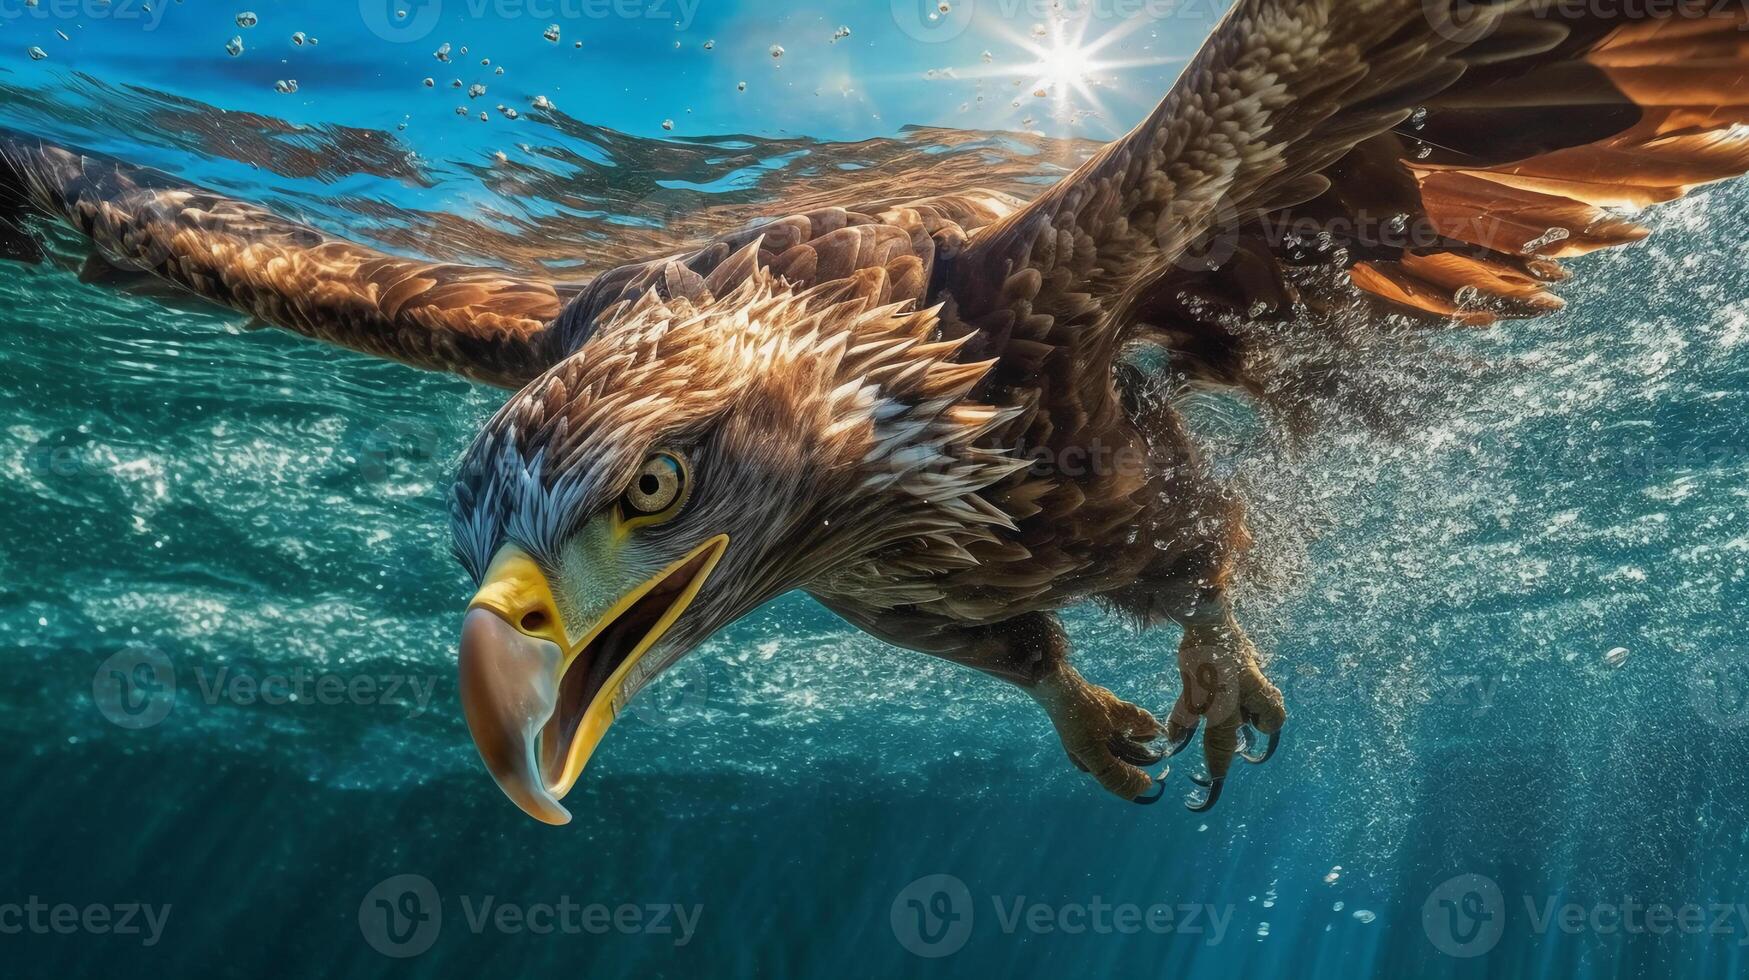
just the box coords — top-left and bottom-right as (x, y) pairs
(945, 0), (1749, 411)
(0, 133), (567, 389)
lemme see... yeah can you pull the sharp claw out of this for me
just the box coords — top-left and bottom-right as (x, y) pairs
(1239, 724), (1280, 765)
(1132, 776), (1168, 806)
(1114, 734), (1166, 766)
(1185, 777), (1224, 812)
(1165, 720), (1198, 758)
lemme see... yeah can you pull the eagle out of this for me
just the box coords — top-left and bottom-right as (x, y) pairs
(5, 0), (1747, 823)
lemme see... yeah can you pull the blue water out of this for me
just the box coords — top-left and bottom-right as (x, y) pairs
(4, 3), (1749, 978)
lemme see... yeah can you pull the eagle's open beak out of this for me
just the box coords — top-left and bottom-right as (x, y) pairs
(458, 535), (729, 825)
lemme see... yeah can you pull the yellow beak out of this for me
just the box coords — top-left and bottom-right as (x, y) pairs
(457, 535), (729, 825)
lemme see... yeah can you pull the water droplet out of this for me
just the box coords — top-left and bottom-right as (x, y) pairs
(273, 79), (297, 94)
(981, 50), (993, 63)
(225, 36), (244, 57)
(1352, 909), (1376, 924)
(291, 31), (306, 46)
(737, 80), (747, 92)
(27, 46), (47, 61)
(1333, 900), (1345, 911)
(235, 10), (257, 28)
(543, 24), (560, 43)
(769, 44), (784, 59)
(1324, 866), (1342, 884)
(467, 83), (486, 99)
(832, 26), (851, 42)
(703, 39), (715, 50)
(661, 118), (674, 131)
(532, 94), (553, 111)
(1604, 646), (1630, 669)
(939, 1), (952, 11)
(434, 42), (451, 62)
(422, 77), (433, 87)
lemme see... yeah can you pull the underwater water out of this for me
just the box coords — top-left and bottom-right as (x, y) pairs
(3, 1), (1749, 978)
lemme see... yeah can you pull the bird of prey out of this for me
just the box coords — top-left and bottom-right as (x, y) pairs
(5, 0), (1747, 822)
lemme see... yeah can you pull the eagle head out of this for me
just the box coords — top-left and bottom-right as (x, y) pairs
(447, 268), (1024, 824)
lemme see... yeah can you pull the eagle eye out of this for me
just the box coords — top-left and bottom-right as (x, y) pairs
(621, 451), (688, 524)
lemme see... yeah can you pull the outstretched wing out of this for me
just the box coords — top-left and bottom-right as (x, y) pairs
(0, 133), (567, 389)
(946, 0), (1749, 407)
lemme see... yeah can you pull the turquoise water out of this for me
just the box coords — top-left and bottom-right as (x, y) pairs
(4, 3), (1749, 978)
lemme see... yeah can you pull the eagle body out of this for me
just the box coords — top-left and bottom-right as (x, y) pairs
(8, 0), (1749, 819)
(550, 194), (1240, 646)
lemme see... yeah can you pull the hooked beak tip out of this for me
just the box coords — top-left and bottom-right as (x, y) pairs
(458, 606), (571, 826)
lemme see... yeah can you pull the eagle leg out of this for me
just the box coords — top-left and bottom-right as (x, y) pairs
(1167, 596), (1287, 811)
(929, 612), (1168, 803)
(1027, 654), (1170, 805)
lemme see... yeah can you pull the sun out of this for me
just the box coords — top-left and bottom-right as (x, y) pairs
(967, 14), (1180, 127)
(1036, 39), (1094, 93)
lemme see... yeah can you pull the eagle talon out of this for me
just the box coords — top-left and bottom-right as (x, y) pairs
(1132, 776), (1168, 805)
(1113, 733), (1167, 766)
(1164, 721), (1198, 758)
(1238, 722), (1280, 765)
(1185, 777), (1224, 812)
